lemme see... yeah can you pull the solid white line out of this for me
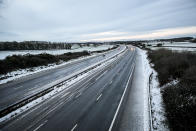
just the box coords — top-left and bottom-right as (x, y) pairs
(33, 120), (48, 131)
(96, 94), (102, 101)
(108, 64), (135, 131)
(71, 124), (78, 131)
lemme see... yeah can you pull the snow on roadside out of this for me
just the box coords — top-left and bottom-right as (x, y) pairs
(139, 48), (169, 131)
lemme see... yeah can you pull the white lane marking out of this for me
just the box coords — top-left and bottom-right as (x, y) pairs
(109, 80), (113, 85)
(60, 92), (70, 99)
(95, 69), (108, 81)
(14, 86), (23, 90)
(108, 64), (135, 131)
(19, 104), (42, 119)
(46, 103), (61, 115)
(103, 83), (107, 88)
(66, 93), (74, 101)
(95, 75), (102, 81)
(71, 124), (78, 131)
(33, 120), (48, 131)
(96, 94), (102, 101)
(75, 92), (82, 98)
(35, 106), (48, 116)
(101, 70), (108, 76)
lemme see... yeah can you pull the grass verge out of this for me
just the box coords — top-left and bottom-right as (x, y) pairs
(147, 49), (196, 131)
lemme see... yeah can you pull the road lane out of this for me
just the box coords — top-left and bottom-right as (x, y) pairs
(0, 47), (136, 131)
(0, 46), (125, 110)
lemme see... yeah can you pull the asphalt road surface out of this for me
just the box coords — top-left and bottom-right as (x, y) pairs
(0, 46), (136, 131)
(0, 46), (125, 110)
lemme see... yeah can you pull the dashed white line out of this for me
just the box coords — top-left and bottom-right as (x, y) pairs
(33, 120), (48, 131)
(96, 94), (102, 101)
(14, 86), (23, 90)
(103, 83), (108, 88)
(71, 124), (78, 131)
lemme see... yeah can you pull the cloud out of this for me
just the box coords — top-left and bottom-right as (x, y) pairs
(0, 0), (196, 41)
(81, 26), (196, 41)
(0, 0), (3, 5)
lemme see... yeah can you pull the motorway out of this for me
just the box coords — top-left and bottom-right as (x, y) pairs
(0, 46), (136, 131)
(0, 46), (125, 110)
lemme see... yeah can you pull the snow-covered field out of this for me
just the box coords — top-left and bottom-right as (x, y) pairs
(145, 42), (196, 52)
(139, 48), (169, 131)
(0, 45), (114, 60)
(162, 42), (196, 47)
(150, 46), (196, 52)
(145, 41), (196, 47)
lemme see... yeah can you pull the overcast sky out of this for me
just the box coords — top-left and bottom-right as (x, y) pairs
(0, 0), (196, 42)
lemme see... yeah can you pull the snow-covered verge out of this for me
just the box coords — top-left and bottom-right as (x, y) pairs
(0, 44), (114, 60)
(139, 48), (169, 131)
(0, 48), (124, 123)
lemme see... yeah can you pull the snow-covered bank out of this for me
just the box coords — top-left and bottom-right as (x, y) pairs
(139, 48), (169, 131)
(0, 45), (114, 60)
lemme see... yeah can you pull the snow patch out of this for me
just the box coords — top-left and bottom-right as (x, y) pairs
(138, 48), (169, 131)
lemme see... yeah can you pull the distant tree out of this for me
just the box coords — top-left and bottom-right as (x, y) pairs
(157, 43), (163, 47)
